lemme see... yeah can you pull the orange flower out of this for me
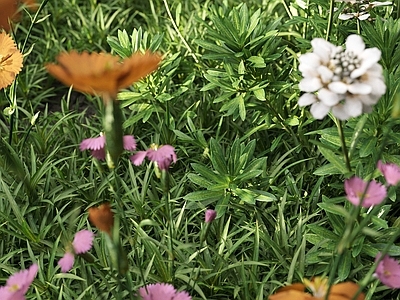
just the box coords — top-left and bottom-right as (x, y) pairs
(21, 0), (39, 11)
(46, 50), (162, 100)
(269, 278), (365, 300)
(88, 203), (114, 235)
(0, 31), (23, 90)
(0, 0), (18, 32)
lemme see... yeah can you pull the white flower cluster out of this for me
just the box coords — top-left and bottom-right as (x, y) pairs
(298, 35), (386, 120)
(336, 0), (392, 21)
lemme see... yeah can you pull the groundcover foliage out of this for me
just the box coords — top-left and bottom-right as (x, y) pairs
(1, 0), (400, 299)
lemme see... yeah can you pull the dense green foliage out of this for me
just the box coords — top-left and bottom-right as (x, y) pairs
(1, 0), (400, 299)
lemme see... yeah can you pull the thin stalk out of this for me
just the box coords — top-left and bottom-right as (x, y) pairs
(326, 0), (336, 41)
(162, 0), (199, 64)
(161, 170), (175, 281)
(336, 119), (352, 172)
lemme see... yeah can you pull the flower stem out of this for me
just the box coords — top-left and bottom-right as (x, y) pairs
(161, 170), (175, 281)
(325, 0), (336, 41)
(336, 119), (352, 172)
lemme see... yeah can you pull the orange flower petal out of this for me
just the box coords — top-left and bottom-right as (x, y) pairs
(46, 50), (162, 99)
(269, 289), (315, 300)
(0, 0), (19, 32)
(21, 0), (39, 11)
(117, 51), (162, 89)
(329, 282), (365, 300)
(88, 203), (114, 235)
(0, 31), (23, 90)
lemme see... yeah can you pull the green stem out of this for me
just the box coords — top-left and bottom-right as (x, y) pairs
(161, 170), (174, 281)
(325, 0), (336, 41)
(337, 119), (352, 172)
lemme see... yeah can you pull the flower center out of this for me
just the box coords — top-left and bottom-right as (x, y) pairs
(329, 47), (361, 84)
(356, 191), (369, 199)
(8, 283), (21, 292)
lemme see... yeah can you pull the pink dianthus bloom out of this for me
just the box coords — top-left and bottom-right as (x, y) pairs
(344, 176), (387, 207)
(0, 264), (38, 300)
(80, 134), (136, 160)
(375, 253), (400, 288)
(130, 144), (177, 170)
(58, 229), (94, 273)
(138, 283), (192, 300)
(205, 209), (217, 223)
(377, 160), (400, 186)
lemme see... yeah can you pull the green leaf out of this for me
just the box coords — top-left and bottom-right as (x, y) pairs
(359, 136), (377, 158)
(210, 138), (228, 175)
(317, 145), (348, 175)
(337, 251), (351, 281)
(183, 190), (224, 202)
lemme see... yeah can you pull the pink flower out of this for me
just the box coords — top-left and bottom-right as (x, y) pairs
(80, 134), (136, 160)
(205, 209), (217, 223)
(377, 160), (400, 186)
(344, 176), (387, 207)
(138, 283), (191, 300)
(0, 264), (38, 300)
(375, 253), (400, 288)
(58, 230), (94, 273)
(58, 252), (75, 273)
(130, 144), (177, 170)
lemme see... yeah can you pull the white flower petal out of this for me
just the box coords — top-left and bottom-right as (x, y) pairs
(311, 38), (334, 64)
(339, 13), (355, 20)
(299, 77), (322, 92)
(359, 94), (380, 106)
(370, 1), (392, 7)
(367, 78), (386, 95)
(298, 93), (317, 106)
(299, 53), (321, 78)
(331, 104), (350, 120)
(358, 13), (370, 20)
(348, 83), (372, 94)
(346, 35), (365, 55)
(310, 102), (331, 119)
(328, 81), (348, 94)
(343, 98), (363, 117)
(359, 48), (381, 67)
(318, 88), (341, 106)
(317, 65), (334, 83)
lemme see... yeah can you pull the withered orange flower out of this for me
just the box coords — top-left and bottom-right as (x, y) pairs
(0, 0), (19, 32)
(46, 50), (162, 100)
(0, 31), (23, 90)
(269, 277), (365, 300)
(88, 202), (114, 235)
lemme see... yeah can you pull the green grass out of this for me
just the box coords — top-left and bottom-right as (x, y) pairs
(1, 0), (400, 299)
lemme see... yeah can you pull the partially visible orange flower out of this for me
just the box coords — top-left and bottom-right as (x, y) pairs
(0, 0), (19, 32)
(88, 203), (114, 236)
(46, 50), (162, 100)
(0, 31), (23, 90)
(269, 277), (365, 300)
(21, 0), (39, 11)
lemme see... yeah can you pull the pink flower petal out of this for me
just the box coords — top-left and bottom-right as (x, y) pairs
(79, 136), (105, 151)
(138, 283), (191, 300)
(147, 145), (177, 170)
(375, 253), (400, 288)
(123, 135), (137, 151)
(130, 151), (148, 166)
(344, 177), (387, 207)
(72, 230), (94, 254)
(91, 148), (106, 160)
(58, 252), (75, 273)
(4, 264), (38, 297)
(377, 161), (400, 186)
(205, 209), (217, 223)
